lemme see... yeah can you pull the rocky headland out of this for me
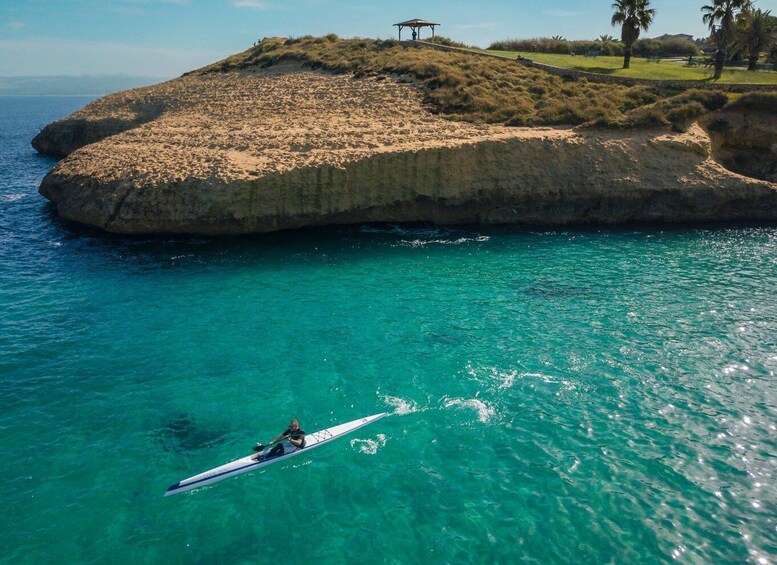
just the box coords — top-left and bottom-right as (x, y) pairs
(34, 38), (777, 235)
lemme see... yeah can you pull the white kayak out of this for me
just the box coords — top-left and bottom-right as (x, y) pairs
(165, 412), (387, 496)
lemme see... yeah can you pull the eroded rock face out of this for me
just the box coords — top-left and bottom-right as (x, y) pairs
(702, 108), (777, 183)
(34, 68), (777, 234)
(32, 87), (171, 157)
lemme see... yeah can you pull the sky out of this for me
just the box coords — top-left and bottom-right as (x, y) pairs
(2, 0), (776, 78)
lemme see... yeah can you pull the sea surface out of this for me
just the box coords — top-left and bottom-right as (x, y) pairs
(1, 96), (776, 564)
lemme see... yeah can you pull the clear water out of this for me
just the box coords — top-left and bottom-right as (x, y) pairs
(1, 96), (775, 564)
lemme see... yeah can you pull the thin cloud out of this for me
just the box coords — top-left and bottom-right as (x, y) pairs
(109, 1), (188, 16)
(112, 7), (146, 15)
(544, 10), (583, 18)
(119, 0), (189, 4)
(454, 22), (496, 31)
(232, 0), (273, 8)
(8, 22), (26, 31)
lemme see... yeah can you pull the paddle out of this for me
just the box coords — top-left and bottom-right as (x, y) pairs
(252, 433), (292, 452)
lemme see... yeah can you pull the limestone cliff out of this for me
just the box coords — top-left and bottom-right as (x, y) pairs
(34, 67), (777, 234)
(32, 86), (171, 157)
(702, 105), (777, 183)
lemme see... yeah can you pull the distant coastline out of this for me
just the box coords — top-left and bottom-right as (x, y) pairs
(0, 75), (169, 96)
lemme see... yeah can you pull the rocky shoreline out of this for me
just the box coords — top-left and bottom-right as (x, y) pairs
(34, 65), (777, 235)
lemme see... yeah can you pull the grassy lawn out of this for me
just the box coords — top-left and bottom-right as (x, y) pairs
(479, 50), (777, 85)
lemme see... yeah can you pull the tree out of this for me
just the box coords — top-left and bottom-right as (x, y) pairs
(702, 0), (753, 79)
(611, 0), (656, 69)
(734, 8), (777, 70)
(598, 34), (616, 43)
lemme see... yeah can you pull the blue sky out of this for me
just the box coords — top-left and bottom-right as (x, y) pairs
(2, 0), (776, 77)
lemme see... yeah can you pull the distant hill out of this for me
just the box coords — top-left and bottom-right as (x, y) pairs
(0, 75), (168, 96)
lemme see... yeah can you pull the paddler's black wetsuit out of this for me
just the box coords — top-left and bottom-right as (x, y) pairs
(267, 426), (306, 458)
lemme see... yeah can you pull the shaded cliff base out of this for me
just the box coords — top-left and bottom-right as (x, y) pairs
(41, 206), (777, 244)
(702, 95), (777, 182)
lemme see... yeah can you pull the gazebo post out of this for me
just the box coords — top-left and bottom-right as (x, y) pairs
(393, 18), (441, 43)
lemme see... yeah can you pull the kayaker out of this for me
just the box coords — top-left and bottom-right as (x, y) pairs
(254, 419), (305, 461)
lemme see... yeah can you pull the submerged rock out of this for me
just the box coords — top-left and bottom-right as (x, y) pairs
(34, 68), (777, 235)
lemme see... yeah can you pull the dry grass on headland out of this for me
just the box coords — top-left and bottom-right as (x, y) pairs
(196, 35), (764, 132)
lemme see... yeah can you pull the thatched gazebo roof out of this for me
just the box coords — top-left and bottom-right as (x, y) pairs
(393, 18), (440, 41)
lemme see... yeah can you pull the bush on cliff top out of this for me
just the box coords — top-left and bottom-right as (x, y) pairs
(204, 36), (728, 131)
(488, 36), (698, 57)
(727, 92), (777, 112)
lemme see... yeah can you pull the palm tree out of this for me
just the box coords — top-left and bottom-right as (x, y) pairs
(611, 0), (656, 69)
(702, 0), (752, 79)
(735, 8), (777, 70)
(598, 34), (616, 43)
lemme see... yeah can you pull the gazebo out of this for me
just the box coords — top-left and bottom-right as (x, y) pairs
(394, 19), (440, 41)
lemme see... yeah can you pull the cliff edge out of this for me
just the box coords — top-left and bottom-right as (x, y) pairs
(33, 40), (777, 235)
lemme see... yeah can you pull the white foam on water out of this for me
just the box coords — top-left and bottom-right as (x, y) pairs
(350, 433), (387, 455)
(443, 397), (495, 423)
(0, 193), (26, 202)
(359, 224), (488, 247)
(519, 371), (578, 393)
(466, 364), (578, 393)
(464, 363), (517, 390)
(382, 395), (422, 415)
(722, 363), (749, 375)
(399, 235), (490, 248)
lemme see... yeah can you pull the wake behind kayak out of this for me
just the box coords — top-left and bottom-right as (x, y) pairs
(165, 412), (386, 496)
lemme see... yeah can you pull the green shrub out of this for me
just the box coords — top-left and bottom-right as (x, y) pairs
(490, 36), (695, 58)
(633, 39), (661, 57)
(628, 107), (670, 128)
(597, 42), (625, 56)
(429, 36), (469, 48)
(622, 87), (660, 110)
(489, 38), (573, 54)
(667, 101), (707, 131)
(377, 39), (400, 50)
(489, 37), (626, 56)
(656, 37), (699, 57)
(686, 90), (728, 111)
(728, 92), (777, 112)
(626, 90), (729, 132)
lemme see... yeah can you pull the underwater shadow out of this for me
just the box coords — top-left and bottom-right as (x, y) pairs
(151, 412), (229, 453)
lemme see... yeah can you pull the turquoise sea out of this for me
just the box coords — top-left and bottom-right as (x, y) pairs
(1, 96), (776, 564)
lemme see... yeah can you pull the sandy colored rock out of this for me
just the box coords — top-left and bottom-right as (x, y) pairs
(702, 107), (777, 183)
(36, 67), (777, 234)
